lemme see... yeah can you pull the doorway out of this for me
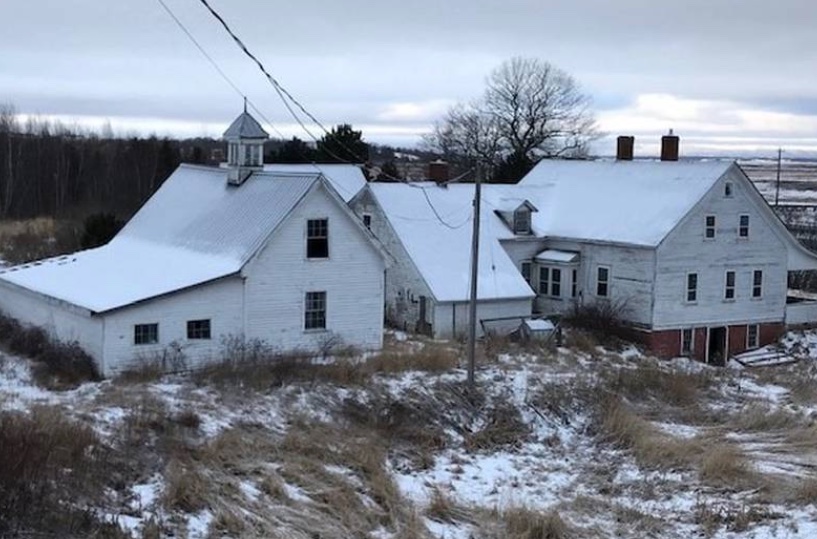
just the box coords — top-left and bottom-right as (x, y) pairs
(708, 327), (727, 366)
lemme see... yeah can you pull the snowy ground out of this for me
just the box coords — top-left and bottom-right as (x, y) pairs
(4, 331), (817, 537)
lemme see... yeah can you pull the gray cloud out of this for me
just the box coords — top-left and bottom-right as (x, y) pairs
(2, 0), (816, 153)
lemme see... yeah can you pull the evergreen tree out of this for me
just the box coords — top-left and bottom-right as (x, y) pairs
(276, 137), (315, 163)
(317, 124), (369, 163)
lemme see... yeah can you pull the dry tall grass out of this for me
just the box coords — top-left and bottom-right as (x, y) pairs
(0, 217), (80, 264)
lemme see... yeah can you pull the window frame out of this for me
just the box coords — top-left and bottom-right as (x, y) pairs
(596, 266), (610, 298)
(724, 181), (733, 197)
(186, 319), (212, 340)
(513, 208), (531, 235)
(681, 328), (694, 356)
(550, 268), (562, 297)
(571, 268), (578, 298)
(304, 291), (327, 331)
(362, 213), (372, 230)
(752, 269), (763, 299)
(739, 214), (750, 239)
(306, 218), (329, 259)
(705, 215), (716, 240)
(724, 270), (736, 300)
(747, 324), (760, 349)
(686, 272), (698, 303)
(521, 261), (532, 285)
(134, 323), (159, 346)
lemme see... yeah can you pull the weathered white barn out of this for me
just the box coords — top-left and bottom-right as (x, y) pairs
(0, 112), (385, 376)
(353, 135), (817, 362)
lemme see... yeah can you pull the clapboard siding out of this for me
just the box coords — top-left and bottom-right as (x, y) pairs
(244, 183), (384, 351)
(0, 280), (103, 364)
(654, 168), (788, 329)
(101, 276), (244, 375)
(351, 189), (436, 332)
(434, 298), (532, 338)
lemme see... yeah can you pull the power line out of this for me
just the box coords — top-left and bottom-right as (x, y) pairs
(154, 0), (286, 140)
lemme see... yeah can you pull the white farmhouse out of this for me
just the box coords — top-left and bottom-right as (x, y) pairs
(0, 111), (385, 376)
(353, 134), (817, 363)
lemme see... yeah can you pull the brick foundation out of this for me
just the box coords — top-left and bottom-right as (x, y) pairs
(643, 322), (785, 363)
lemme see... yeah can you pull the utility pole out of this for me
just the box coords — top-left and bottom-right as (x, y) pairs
(774, 148), (783, 207)
(466, 161), (482, 389)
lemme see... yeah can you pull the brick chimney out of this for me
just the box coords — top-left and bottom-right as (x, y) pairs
(661, 129), (680, 162)
(616, 136), (634, 161)
(428, 160), (449, 183)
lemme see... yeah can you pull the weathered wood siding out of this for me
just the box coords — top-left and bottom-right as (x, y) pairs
(101, 276), (244, 376)
(433, 298), (532, 339)
(654, 168), (788, 330)
(0, 280), (104, 364)
(501, 238), (655, 325)
(350, 189), (436, 333)
(244, 183), (384, 351)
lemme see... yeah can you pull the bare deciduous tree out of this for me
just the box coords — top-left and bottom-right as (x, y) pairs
(424, 57), (598, 181)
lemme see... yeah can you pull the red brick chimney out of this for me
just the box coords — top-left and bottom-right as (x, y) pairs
(428, 160), (449, 183)
(616, 136), (634, 161)
(661, 129), (680, 161)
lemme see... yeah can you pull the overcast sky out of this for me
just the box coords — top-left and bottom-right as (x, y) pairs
(2, 0), (817, 156)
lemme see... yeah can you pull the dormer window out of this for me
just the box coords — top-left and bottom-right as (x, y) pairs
(513, 208), (531, 235)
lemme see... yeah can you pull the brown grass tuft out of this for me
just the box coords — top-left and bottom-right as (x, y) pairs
(699, 444), (751, 487)
(162, 459), (209, 513)
(502, 508), (569, 539)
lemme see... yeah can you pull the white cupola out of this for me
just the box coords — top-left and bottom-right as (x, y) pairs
(223, 104), (269, 186)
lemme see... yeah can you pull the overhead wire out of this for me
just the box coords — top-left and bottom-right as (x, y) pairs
(170, 0), (476, 229)
(155, 0), (286, 139)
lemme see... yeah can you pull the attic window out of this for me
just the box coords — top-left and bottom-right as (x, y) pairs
(513, 209), (531, 235)
(307, 219), (329, 259)
(724, 182), (733, 197)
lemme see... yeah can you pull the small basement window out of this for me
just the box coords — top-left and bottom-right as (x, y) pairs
(747, 324), (759, 349)
(307, 219), (329, 258)
(187, 319), (211, 340)
(134, 323), (159, 345)
(305, 291), (327, 330)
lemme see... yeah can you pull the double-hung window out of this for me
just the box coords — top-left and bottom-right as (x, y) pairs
(305, 291), (327, 330)
(596, 266), (610, 297)
(752, 270), (763, 298)
(571, 269), (578, 298)
(686, 273), (698, 303)
(739, 215), (750, 238)
(306, 219), (329, 258)
(513, 209), (531, 235)
(705, 215), (716, 239)
(724, 271), (736, 300)
(538, 267), (562, 297)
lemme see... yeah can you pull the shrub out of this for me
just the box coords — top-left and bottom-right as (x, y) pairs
(80, 212), (124, 249)
(0, 407), (126, 537)
(0, 311), (100, 389)
(563, 299), (638, 344)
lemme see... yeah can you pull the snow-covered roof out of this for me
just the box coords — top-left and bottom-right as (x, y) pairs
(368, 183), (535, 302)
(535, 250), (579, 263)
(263, 164), (366, 202)
(223, 112), (268, 139)
(518, 159), (734, 246)
(0, 238), (237, 313)
(0, 165), (327, 312)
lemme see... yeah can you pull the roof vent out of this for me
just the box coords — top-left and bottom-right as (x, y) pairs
(661, 129), (679, 162)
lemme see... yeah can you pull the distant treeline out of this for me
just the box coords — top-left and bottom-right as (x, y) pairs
(0, 106), (439, 220)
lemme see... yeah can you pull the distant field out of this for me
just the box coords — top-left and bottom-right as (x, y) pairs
(739, 159), (817, 205)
